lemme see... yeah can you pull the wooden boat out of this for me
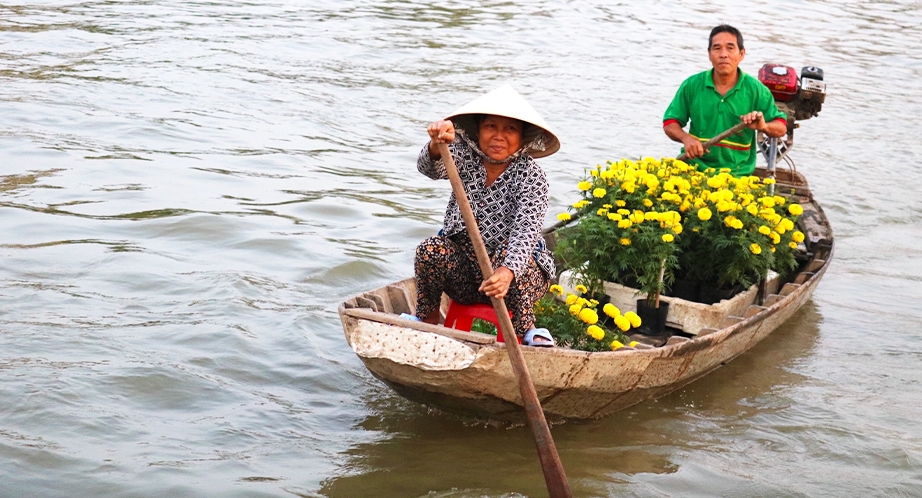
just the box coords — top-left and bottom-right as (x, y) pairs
(338, 168), (833, 422)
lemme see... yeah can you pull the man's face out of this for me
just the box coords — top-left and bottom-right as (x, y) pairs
(708, 32), (745, 78)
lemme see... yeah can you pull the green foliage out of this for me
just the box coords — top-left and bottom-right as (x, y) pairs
(533, 290), (639, 352)
(553, 158), (807, 297)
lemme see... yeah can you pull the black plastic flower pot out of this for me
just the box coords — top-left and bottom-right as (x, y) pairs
(636, 299), (670, 336)
(670, 279), (701, 302)
(700, 284), (743, 305)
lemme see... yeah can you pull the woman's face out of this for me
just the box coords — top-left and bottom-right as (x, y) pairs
(478, 115), (523, 163)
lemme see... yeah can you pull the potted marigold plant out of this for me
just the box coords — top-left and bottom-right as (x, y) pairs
(555, 158), (685, 334)
(676, 170), (805, 303)
(534, 284), (642, 351)
(554, 157), (808, 334)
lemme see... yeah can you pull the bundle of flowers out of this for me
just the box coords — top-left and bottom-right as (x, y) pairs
(554, 157), (806, 304)
(533, 284), (642, 351)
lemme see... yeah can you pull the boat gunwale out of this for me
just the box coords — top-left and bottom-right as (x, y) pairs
(339, 241), (832, 359)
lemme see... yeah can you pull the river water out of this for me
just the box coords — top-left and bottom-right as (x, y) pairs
(2, 1), (921, 497)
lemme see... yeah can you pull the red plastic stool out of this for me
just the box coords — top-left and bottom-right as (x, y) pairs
(443, 300), (521, 344)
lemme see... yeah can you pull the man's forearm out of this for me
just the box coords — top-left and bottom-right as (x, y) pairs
(763, 118), (788, 138)
(664, 122), (689, 143)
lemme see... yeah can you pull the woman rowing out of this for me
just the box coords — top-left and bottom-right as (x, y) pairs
(412, 85), (559, 346)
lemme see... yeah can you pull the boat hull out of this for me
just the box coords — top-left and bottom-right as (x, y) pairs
(339, 168), (833, 421)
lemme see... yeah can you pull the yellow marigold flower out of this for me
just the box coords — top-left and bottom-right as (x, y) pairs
(617, 208), (630, 216)
(590, 169), (598, 177)
(760, 197), (776, 208)
(618, 219), (632, 229)
(771, 232), (781, 244)
(780, 218), (795, 231)
(773, 195), (786, 206)
(716, 200), (731, 212)
(763, 178), (776, 185)
(575, 284), (588, 294)
(615, 200), (626, 207)
(603, 303), (621, 318)
(750, 243), (762, 255)
(731, 219), (744, 230)
(569, 303), (582, 315)
(680, 201), (691, 212)
(698, 207), (712, 221)
(724, 215), (737, 227)
(643, 198), (653, 207)
(607, 212), (619, 221)
(572, 200), (589, 209)
(593, 187), (607, 198)
(587, 325), (605, 341)
(620, 238), (631, 246)
(614, 314), (631, 332)
(610, 340), (625, 350)
(622, 182), (636, 194)
(597, 208), (608, 216)
(590, 299), (599, 305)
(577, 181), (592, 191)
(549, 284), (564, 295)
(662, 233), (675, 243)
(628, 341), (639, 347)
(759, 225), (771, 235)
(788, 203), (804, 216)
(645, 211), (659, 221)
(792, 230), (805, 243)
(625, 311), (641, 328)
(602, 204), (612, 209)
(557, 212), (572, 221)
(579, 308), (599, 325)
(789, 241), (798, 249)
(565, 294), (578, 305)
(672, 223), (683, 234)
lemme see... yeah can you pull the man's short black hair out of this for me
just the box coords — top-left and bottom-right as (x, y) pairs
(709, 24), (744, 50)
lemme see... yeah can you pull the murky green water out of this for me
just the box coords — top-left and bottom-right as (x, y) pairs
(2, 1), (921, 496)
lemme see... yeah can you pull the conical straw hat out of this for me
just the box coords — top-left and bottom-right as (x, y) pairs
(445, 84), (560, 159)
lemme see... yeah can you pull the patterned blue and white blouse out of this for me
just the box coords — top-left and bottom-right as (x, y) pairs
(418, 137), (556, 279)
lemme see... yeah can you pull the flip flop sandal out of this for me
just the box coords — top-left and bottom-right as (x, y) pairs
(524, 328), (555, 347)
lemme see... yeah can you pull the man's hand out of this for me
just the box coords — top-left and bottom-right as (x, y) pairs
(479, 266), (514, 300)
(740, 110), (767, 131)
(664, 121), (706, 158)
(680, 135), (706, 158)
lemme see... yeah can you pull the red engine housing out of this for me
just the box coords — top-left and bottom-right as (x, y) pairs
(758, 64), (799, 102)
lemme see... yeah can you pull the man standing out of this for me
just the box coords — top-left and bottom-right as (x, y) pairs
(663, 25), (787, 176)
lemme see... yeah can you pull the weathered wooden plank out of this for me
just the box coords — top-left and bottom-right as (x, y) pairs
(386, 285), (413, 315)
(719, 316), (744, 328)
(780, 283), (801, 296)
(763, 294), (784, 307)
(354, 296), (378, 311)
(666, 336), (690, 346)
(794, 272), (815, 285)
(363, 292), (387, 313)
(805, 259), (825, 273)
(341, 307), (497, 344)
(744, 305), (767, 318)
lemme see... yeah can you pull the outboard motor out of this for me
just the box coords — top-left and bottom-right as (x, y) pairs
(756, 63), (828, 179)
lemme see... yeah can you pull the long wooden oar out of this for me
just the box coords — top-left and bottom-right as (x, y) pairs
(437, 142), (572, 498)
(676, 121), (748, 161)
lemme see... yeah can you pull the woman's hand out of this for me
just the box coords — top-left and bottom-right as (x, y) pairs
(427, 120), (455, 158)
(479, 266), (514, 300)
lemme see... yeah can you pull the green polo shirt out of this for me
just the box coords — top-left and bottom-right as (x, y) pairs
(664, 68), (786, 176)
